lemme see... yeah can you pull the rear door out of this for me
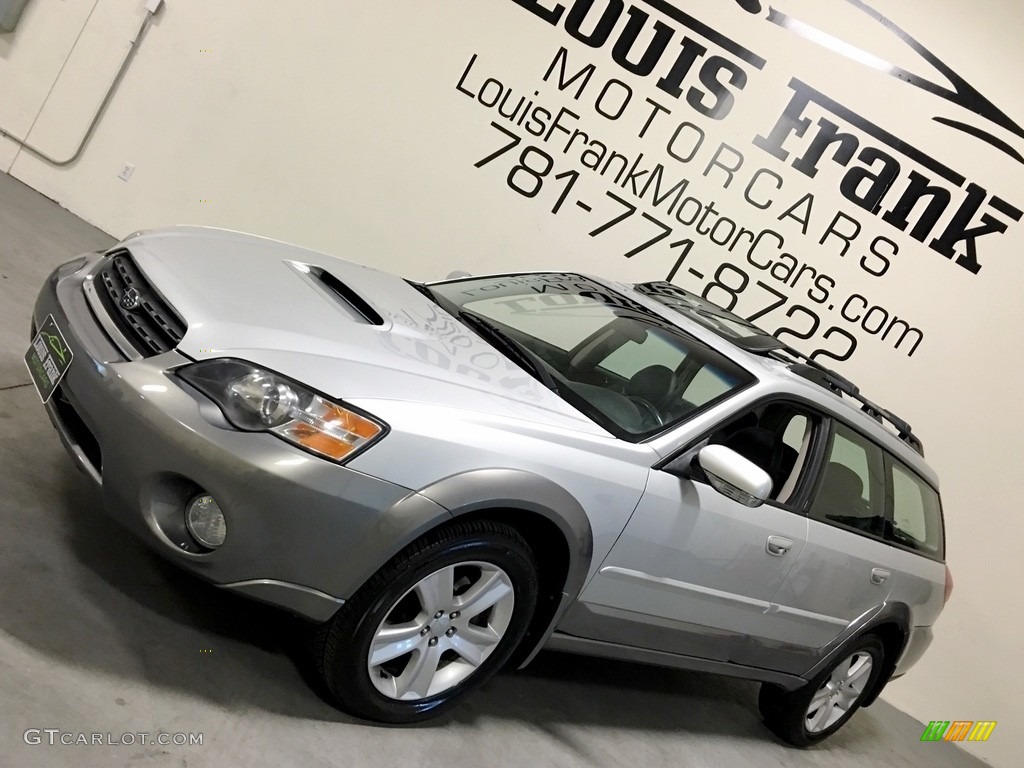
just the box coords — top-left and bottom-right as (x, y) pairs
(769, 421), (897, 651)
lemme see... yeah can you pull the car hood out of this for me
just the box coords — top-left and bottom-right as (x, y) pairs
(122, 227), (604, 435)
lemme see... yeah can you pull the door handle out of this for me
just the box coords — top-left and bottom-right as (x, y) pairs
(765, 535), (793, 557)
(871, 568), (891, 585)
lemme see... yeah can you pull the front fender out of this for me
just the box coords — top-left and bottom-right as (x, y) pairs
(416, 468), (594, 665)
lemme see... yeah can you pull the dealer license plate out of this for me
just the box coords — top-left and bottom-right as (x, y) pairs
(25, 314), (74, 403)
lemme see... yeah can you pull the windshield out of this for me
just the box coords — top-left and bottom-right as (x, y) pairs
(429, 273), (755, 440)
(635, 281), (784, 349)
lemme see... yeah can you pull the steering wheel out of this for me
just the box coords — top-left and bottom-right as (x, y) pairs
(627, 395), (665, 428)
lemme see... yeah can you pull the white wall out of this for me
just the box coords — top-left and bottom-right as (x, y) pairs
(2, 1), (1022, 763)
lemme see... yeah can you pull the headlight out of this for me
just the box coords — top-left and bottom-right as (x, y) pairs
(178, 360), (385, 462)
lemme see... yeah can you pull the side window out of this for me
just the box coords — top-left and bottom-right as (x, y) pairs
(810, 423), (886, 537)
(776, 414), (810, 503)
(782, 414), (809, 452)
(889, 461), (944, 557)
(705, 402), (820, 506)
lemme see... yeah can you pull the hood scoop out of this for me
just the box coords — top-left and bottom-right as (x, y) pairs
(286, 261), (384, 325)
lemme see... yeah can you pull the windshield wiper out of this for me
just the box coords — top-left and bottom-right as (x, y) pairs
(457, 311), (560, 394)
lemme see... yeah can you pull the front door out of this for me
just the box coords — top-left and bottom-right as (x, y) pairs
(568, 400), (825, 669)
(578, 467), (812, 664)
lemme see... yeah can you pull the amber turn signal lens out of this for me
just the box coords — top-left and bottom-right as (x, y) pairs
(322, 403), (381, 440)
(278, 399), (383, 461)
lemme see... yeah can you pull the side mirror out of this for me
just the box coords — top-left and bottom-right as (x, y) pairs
(697, 444), (772, 507)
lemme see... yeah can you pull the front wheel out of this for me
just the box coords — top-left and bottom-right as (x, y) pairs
(759, 635), (885, 746)
(315, 520), (538, 723)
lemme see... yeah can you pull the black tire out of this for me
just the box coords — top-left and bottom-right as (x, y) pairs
(315, 520), (538, 723)
(759, 635), (885, 746)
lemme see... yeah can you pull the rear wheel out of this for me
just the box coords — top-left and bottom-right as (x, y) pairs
(316, 520), (538, 723)
(760, 635), (885, 746)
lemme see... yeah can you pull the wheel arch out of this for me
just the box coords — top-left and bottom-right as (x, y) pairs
(415, 468), (594, 667)
(804, 602), (911, 708)
(859, 618), (909, 707)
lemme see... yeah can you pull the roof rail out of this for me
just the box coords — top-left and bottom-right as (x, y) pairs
(634, 280), (924, 455)
(780, 354), (923, 455)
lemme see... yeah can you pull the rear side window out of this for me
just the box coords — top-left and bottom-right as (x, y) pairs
(809, 423), (887, 536)
(809, 420), (945, 559)
(889, 460), (944, 557)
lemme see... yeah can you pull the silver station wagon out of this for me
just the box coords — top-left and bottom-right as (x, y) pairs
(28, 227), (951, 745)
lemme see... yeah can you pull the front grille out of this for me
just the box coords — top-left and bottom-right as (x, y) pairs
(94, 250), (186, 357)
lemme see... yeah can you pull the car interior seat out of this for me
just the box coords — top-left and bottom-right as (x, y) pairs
(719, 427), (780, 497)
(814, 462), (884, 533)
(718, 425), (806, 502)
(625, 364), (677, 410)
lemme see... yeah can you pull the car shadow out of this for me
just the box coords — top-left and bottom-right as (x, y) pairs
(462, 651), (766, 737)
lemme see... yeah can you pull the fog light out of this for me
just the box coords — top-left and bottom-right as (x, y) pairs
(185, 494), (226, 549)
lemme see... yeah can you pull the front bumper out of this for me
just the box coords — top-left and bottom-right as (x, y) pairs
(32, 255), (450, 621)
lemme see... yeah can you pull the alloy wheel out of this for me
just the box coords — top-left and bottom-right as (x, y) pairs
(367, 561), (515, 700)
(804, 650), (874, 733)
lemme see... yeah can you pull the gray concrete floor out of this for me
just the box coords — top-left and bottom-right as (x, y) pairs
(0, 171), (986, 768)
